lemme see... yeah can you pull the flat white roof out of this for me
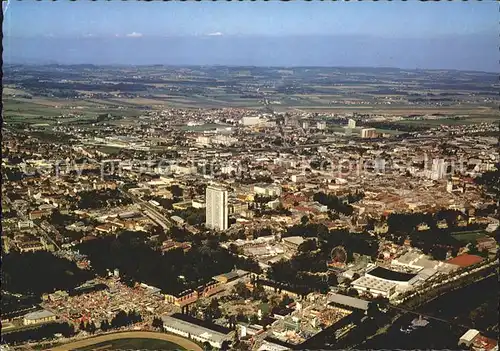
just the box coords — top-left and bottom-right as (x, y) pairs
(328, 293), (369, 311)
(24, 310), (56, 320)
(460, 329), (480, 342)
(352, 276), (397, 293)
(258, 340), (290, 351)
(282, 236), (305, 246)
(162, 315), (229, 344)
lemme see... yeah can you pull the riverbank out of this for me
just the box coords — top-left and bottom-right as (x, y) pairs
(357, 274), (498, 349)
(417, 274), (499, 338)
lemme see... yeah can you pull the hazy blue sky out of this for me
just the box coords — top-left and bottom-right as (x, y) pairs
(4, 1), (495, 38)
(3, 1), (498, 71)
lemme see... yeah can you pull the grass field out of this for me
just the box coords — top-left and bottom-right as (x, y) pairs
(75, 338), (186, 350)
(451, 230), (488, 244)
(3, 95), (143, 129)
(4, 99), (64, 117)
(50, 331), (201, 351)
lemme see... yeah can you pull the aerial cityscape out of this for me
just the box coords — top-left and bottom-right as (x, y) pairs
(1, 2), (499, 351)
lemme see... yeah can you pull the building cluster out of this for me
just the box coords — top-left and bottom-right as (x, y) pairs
(459, 329), (498, 351)
(263, 293), (353, 346)
(2, 104), (498, 350)
(40, 277), (172, 327)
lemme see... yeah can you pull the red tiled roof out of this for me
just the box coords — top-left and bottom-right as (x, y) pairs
(446, 254), (483, 267)
(472, 335), (498, 351)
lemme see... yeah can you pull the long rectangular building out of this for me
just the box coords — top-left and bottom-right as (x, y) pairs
(162, 314), (232, 349)
(327, 293), (369, 311)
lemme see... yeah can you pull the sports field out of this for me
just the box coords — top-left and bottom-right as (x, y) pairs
(75, 338), (186, 350)
(49, 331), (202, 351)
(451, 230), (488, 244)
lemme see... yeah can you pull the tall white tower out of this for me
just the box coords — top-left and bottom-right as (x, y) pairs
(431, 159), (447, 180)
(205, 185), (228, 231)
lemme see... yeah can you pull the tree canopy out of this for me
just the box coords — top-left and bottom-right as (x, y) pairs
(77, 231), (260, 295)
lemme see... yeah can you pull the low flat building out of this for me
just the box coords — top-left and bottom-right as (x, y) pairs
(351, 275), (397, 298)
(327, 293), (369, 311)
(23, 310), (57, 326)
(392, 251), (459, 273)
(213, 269), (249, 284)
(459, 329), (481, 347)
(170, 215), (185, 225)
(213, 271), (239, 284)
(254, 183), (282, 197)
(282, 236), (306, 251)
(257, 280), (303, 299)
(361, 128), (377, 139)
(18, 240), (46, 253)
(471, 334), (498, 351)
(257, 340), (291, 351)
(162, 314), (232, 349)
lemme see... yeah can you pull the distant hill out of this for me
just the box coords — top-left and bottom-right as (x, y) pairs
(3, 34), (498, 73)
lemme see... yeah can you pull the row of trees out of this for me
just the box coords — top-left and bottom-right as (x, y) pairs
(110, 309), (142, 328)
(1, 322), (75, 345)
(78, 310), (144, 334)
(78, 320), (97, 334)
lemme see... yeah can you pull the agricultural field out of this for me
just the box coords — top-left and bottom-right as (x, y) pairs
(397, 115), (499, 127)
(3, 65), (499, 126)
(3, 90), (143, 130)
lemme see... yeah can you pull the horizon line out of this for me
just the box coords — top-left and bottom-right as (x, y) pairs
(4, 32), (496, 40)
(3, 62), (498, 75)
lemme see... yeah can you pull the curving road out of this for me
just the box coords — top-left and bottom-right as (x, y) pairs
(50, 331), (202, 351)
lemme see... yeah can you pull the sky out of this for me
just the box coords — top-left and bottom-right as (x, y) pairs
(3, 1), (499, 71)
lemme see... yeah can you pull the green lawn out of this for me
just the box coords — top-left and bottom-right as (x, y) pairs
(76, 338), (186, 350)
(451, 230), (488, 244)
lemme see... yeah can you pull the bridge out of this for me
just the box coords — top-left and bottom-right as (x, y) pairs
(387, 304), (478, 332)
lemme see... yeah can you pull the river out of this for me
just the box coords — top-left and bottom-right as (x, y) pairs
(417, 274), (498, 336)
(359, 275), (498, 350)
